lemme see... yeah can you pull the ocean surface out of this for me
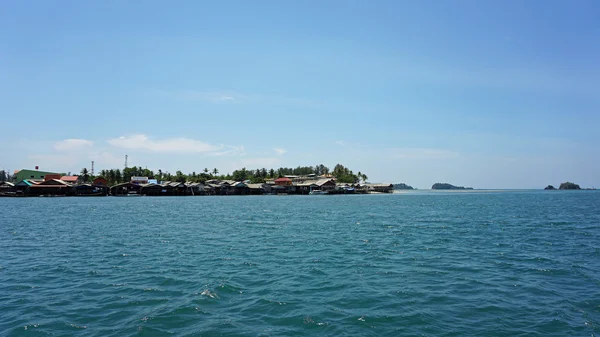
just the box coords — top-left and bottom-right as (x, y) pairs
(1, 190), (599, 336)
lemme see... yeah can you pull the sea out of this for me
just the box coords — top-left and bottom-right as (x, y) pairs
(1, 190), (599, 336)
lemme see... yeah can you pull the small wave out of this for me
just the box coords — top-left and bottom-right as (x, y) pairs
(67, 323), (87, 329)
(200, 289), (219, 299)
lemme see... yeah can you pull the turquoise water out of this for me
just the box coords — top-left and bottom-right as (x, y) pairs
(1, 191), (599, 336)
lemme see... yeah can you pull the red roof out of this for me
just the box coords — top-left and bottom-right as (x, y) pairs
(274, 177), (292, 182)
(60, 176), (79, 182)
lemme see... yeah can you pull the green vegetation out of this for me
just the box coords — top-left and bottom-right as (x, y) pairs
(80, 168), (90, 183)
(559, 182), (581, 190)
(544, 185), (556, 190)
(431, 183), (473, 190)
(95, 163), (367, 186)
(0, 170), (11, 182)
(393, 183), (414, 190)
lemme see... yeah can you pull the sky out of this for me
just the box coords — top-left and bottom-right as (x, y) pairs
(1, 0), (599, 189)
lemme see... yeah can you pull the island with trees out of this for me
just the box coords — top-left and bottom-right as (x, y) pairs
(393, 183), (414, 190)
(559, 182), (581, 190)
(431, 183), (473, 190)
(544, 182), (595, 190)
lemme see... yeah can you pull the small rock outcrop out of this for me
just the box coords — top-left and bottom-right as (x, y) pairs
(544, 185), (556, 190)
(559, 182), (581, 190)
(431, 183), (473, 190)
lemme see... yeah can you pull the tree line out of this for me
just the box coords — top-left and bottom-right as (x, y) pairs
(93, 163), (367, 185)
(0, 170), (12, 183)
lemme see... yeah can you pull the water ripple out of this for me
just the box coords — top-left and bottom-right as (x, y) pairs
(1, 192), (599, 336)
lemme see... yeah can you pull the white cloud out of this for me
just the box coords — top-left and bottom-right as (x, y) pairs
(335, 140), (346, 146)
(209, 145), (245, 157)
(54, 138), (94, 151)
(107, 134), (243, 155)
(273, 148), (287, 156)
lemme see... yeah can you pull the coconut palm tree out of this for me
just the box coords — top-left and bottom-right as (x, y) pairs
(80, 168), (90, 182)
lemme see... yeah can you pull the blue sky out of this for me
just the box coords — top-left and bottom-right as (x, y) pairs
(1, 0), (599, 188)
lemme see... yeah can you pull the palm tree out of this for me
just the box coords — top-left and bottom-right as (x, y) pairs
(80, 168), (90, 182)
(204, 168), (209, 174)
(212, 168), (219, 176)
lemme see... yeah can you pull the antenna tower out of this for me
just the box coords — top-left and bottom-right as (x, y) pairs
(91, 161), (95, 176)
(125, 154), (128, 169)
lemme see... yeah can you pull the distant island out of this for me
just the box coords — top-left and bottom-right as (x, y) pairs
(393, 183), (414, 190)
(559, 182), (581, 190)
(431, 183), (473, 190)
(544, 182), (589, 190)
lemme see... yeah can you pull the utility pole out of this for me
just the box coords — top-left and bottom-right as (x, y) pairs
(91, 161), (95, 176)
(124, 154), (128, 169)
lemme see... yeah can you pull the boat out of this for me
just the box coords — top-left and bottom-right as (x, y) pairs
(309, 190), (328, 195)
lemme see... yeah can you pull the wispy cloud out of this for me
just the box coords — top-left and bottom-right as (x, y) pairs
(157, 90), (250, 103)
(54, 138), (94, 151)
(273, 147), (287, 155)
(335, 140), (345, 146)
(107, 134), (244, 155)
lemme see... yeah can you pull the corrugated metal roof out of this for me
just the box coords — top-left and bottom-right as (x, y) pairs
(315, 179), (335, 186)
(295, 182), (318, 187)
(31, 179), (71, 188)
(60, 176), (79, 182)
(36, 179), (70, 186)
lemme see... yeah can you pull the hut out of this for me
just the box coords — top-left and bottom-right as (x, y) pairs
(29, 179), (73, 196)
(110, 182), (142, 196)
(93, 177), (108, 187)
(271, 185), (287, 195)
(0, 181), (16, 195)
(226, 181), (249, 195)
(168, 181), (188, 195)
(274, 177), (293, 186)
(186, 182), (205, 195)
(315, 178), (336, 191)
(140, 183), (164, 196)
(365, 183), (394, 193)
(247, 183), (266, 195)
(73, 184), (108, 196)
(295, 181), (319, 195)
(60, 176), (80, 184)
(14, 179), (38, 195)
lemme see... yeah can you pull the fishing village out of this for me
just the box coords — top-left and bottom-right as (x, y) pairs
(0, 165), (394, 197)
